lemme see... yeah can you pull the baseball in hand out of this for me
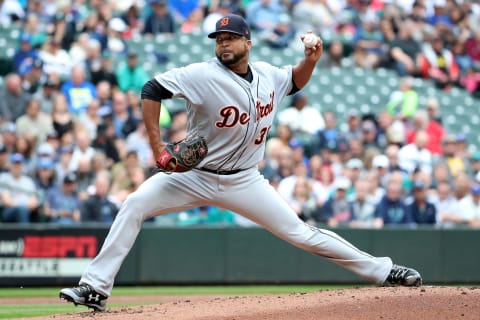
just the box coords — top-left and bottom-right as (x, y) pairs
(303, 33), (318, 48)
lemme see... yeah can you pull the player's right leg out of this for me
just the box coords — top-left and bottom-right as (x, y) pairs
(60, 171), (214, 310)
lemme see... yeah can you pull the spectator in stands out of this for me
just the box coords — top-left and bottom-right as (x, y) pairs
(291, 0), (334, 36)
(349, 178), (378, 228)
(125, 123), (154, 168)
(44, 171), (81, 224)
(106, 91), (139, 139)
(77, 99), (102, 141)
(95, 81), (114, 117)
(387, 19), (421, 76)
(111, 149), (141, 194)
(277, 92), (324, 156)
(143, 0), (176, 36)
(406, 108), (444, 156)
(386, 76), (418, 121)
(278, 159), (328, 207)
(384, 144), (406, 174)
(13, 133), (36, 168)
(344, 158), (364, 189)
(13, 33), (39, 74)
(453, 172), (472, 202)
(15, 98), (54, 145)
(361, 119), (381, 154)
(61, 65), (97, 115)
(407, 180), (436, 225)
(452, 38), (473, 74)
(261, 12), (296, 49)
(468, 151), (480, 180)
(22, 13), (47, 49)
(20, 57), (45, 94)
(202, 0), (232, 36)
(317, 111), (340, 153)
(0, 153), (39, 223)
(105, 17), (128, 56)
(120, 4), (142, 36)
(33, 78), (59, 115)
(285, 175), (319, 224)
(398, 130), (433, 175)
(33, 157), (57, 209)
(343, 109), (362, 142)
(457, 183), (480, 227)
(418, 33), (460, 91)
(51, 93), (74, 139)
(319, 176), (353, 227)
(425, 96), (442, 124)
(69, 33), (91, 67)
(353, 16), (385, 69)
(373, 177), (414, 227)
(180, 7), (204, 34)
(90, 51), (119, 88)
(432, 180), (461, 228)
(115, 50), (149, 94)
(0, 73), (31, 123)
(38, 38), (73, 80)
(460, 65), (480, 97)
(69, 129), (95, 172)
(246, 0), (286, 33)
(92, 121), (121, 164)
(440, 135), (466, 179)
(465, 29), (480, 69)
(372, 154), (389, 188)
(74, 156), (95, 201)
(319, 40), (348, 68)
(347, 137), (364, 163)
(80, 171), (118, 223)
(1, 122), (17, 153)
(54, 145), (73, 186)
(81, 12), (107, 48)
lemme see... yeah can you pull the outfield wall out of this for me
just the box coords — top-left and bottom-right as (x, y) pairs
(0, 225), (479, 286)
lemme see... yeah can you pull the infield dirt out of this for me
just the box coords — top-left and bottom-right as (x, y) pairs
(16, 286), (480, 320)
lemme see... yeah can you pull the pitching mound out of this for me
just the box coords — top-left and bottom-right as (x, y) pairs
(29, 286), (480, 320)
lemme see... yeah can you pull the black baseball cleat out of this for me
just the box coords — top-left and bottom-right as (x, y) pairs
(383, 264), (422, 287)
(59, 283), (108, 311)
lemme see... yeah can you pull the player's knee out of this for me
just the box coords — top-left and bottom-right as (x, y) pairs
(119, 192), (150, 220)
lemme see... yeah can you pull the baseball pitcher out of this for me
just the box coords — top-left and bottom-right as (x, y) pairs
(60, 14), (422, 311)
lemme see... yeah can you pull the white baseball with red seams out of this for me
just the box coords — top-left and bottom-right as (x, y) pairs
(303, 33), (318, 48)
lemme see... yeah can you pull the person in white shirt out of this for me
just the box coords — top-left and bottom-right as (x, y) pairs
(277, 92), (325, 135)
(457, 183), (480, 227)
(398, 130), (432, 175)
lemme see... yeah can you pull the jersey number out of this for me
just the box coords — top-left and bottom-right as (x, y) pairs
(255, 126), (271, 145)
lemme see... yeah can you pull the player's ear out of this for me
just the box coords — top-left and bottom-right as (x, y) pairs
(246, 39), (252, 49)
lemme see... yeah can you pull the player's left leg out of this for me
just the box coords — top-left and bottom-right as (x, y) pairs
(214, 169), (421, 286)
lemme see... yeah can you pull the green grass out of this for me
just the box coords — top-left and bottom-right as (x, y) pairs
(0, 285), (357, 319)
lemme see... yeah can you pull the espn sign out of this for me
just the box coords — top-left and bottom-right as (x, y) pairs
(23, 236), (97, 258)
(0, 234), (99, 279)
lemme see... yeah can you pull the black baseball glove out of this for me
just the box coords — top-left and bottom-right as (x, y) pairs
(156, 136), (208, 173)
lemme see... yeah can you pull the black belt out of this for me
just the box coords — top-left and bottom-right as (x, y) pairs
(197, 167), (243, 175)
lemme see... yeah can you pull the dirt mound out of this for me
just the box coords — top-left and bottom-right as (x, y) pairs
(25, 286), (480, 320)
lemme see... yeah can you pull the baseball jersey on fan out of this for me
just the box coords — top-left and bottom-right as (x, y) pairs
(154, 58), (293, 170)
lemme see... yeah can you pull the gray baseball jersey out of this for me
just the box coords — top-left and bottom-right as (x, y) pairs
(154, 59), (291, 171)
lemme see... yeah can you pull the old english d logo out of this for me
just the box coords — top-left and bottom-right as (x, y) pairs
(220, 17), (229, 27)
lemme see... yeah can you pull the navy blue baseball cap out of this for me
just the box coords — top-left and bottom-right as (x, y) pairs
(208, 14), (251, 40)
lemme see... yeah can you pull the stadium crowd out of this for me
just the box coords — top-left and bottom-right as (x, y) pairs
(0, 0), (479, 228)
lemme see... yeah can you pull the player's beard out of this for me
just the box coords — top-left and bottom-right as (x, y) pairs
(216, 47), (247, 67)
